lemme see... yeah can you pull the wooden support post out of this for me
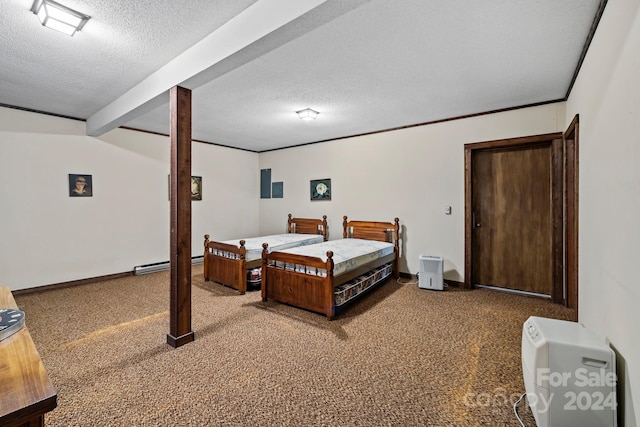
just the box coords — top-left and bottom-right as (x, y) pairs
(167, 86), (195, 348)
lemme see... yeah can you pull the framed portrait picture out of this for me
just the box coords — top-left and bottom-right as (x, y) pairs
(191, 176), (202, 200)
(310, 178), (331, 201)
(69, 174), (92, 197)
(168, 175), (203, 200)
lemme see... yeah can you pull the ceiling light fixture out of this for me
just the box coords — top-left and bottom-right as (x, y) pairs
(31, 0), (91, 36)
(296, 108), (319, 120)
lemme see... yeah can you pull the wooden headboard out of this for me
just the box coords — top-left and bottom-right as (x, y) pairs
(287, 214), (328, 241)
(342, 216), (400, 244)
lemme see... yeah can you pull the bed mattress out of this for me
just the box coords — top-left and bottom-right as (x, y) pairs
(219, 233), (325, 261)
(271, 238), (395, 277)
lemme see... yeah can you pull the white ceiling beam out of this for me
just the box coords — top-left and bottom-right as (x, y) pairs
(86, 0), (338, 136)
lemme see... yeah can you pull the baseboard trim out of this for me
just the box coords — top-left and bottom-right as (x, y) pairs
(444, 279), (464, 288)
(14, 256), (206, 295)
(398, 273), (463, 288)
(474, 284), (551, 299)
(12, 271), (134, 296)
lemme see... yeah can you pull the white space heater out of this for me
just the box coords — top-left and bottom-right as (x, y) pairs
(521, 316), (617, 427)
(418, 255), (443, 290)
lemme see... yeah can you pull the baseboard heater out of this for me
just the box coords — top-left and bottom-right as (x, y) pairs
(134, 256), (204, 275)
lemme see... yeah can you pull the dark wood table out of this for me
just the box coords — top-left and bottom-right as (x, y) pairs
(0, 287), (57, 427)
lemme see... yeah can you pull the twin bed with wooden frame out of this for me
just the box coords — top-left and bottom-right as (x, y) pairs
(261, 216), (400, 319)
(203, 214), (328, 294)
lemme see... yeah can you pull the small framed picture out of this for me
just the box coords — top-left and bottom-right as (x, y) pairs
(272, 181), (284, 198)
(191, 176), (202, 201)
(310, 178), (331, 201)
(168, 175), (203, 200)
(69, 174), (92, 197)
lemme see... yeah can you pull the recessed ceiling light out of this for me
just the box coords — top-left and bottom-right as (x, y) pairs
(31, 0), (91, 37)
(296, 108), (319, 120)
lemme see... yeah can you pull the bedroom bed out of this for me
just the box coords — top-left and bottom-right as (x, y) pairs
(261, 216), (400, 319)
(203, 214), (327, 294)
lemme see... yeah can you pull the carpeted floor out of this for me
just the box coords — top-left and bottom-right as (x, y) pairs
(14, 265), (574, 426)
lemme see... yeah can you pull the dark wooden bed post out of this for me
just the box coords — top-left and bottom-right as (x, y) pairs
(324, 251), (335, 319)
(287, 213), (294, 233)
(342, 216), (348, 238)
(237, 240), (247, 294)
(321, 215), (328, 240)
(261, 243), (269, 302)
(203, 234), (210, 281)
(393, 217), (400, 279)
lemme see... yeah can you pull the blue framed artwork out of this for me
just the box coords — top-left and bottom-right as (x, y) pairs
(260, 168), (271, 198)
(272, 182), (283, 198)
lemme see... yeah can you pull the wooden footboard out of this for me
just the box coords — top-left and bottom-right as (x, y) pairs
(261, 216), (400, 319)
(261, 244), (337, 318)
(203, 236), (254, 294)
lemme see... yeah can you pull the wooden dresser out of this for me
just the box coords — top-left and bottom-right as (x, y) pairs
(0, 287), (57, 427)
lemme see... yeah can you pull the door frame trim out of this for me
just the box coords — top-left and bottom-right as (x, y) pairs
(564, 115), (580, 319)
(464, 132), (564, 304)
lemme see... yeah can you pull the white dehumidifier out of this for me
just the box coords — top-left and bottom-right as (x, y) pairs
(418, 255), (443, 290)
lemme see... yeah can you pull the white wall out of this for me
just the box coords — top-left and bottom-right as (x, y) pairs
(259, 102), (564, 281)
(566, 1), (640, 424)
(0, 107), (259, 290)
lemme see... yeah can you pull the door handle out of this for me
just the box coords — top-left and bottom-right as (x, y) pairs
(473, 213), (481, 228)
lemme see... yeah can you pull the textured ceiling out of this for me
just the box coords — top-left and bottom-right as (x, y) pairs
(0, 0), (604, 152)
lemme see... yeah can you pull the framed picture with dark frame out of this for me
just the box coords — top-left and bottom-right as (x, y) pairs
(272, 181), (284, 198)
(191, 176), (202, 200)
(310, 178), (331, 201)
(168, 175), (203, 200)
(69, 174), (92, 197)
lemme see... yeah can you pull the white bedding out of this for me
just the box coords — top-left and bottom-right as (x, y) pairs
(219, 233), (325, 261)
(271, 238), (395, 277)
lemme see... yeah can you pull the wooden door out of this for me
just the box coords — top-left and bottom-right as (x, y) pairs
(465, 133), (565, 302)
(470, 143), (554, 295)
